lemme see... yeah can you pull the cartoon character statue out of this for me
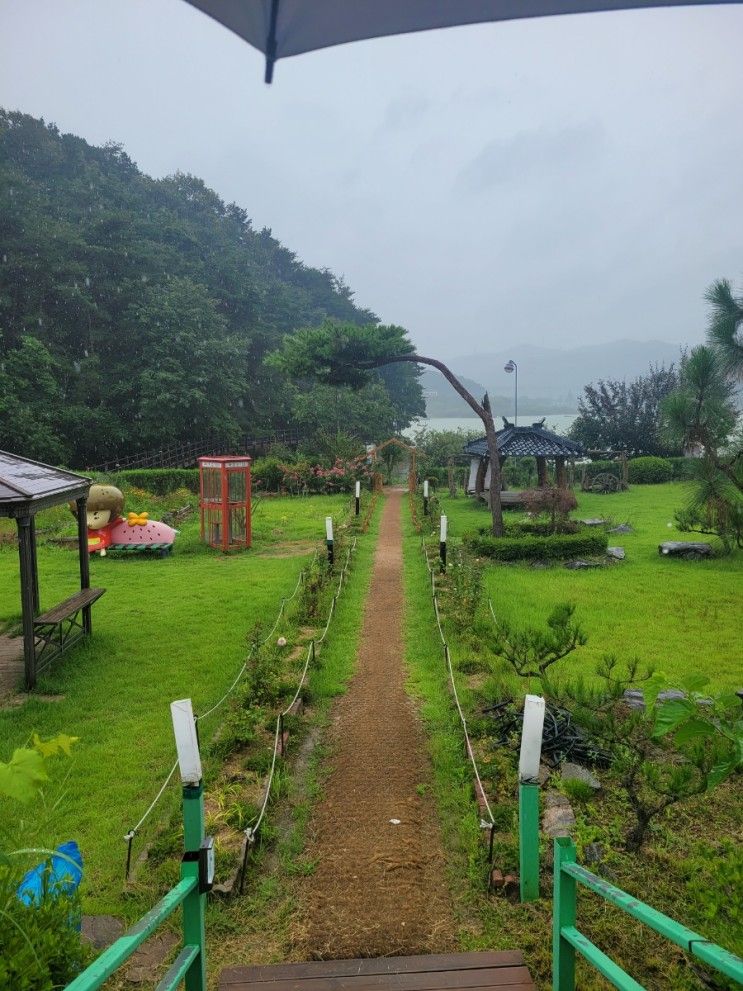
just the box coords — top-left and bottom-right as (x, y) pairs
(71, 484), (177, 557)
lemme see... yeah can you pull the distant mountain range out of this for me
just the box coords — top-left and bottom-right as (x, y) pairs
(422, 340), (682, 417)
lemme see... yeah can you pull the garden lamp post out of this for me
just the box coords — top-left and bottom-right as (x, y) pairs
(504, 359), (518, 426)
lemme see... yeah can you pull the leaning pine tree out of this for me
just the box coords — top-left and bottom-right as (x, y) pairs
(269, 322), (506, 535)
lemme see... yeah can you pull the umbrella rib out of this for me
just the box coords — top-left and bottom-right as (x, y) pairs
(265, 0), (280, 84)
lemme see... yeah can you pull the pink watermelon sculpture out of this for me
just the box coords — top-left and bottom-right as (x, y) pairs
(77, 486), (178, 557)
(108, 514), (177, 555)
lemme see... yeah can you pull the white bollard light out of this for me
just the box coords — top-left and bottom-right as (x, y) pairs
(325, 516), (334, 564)
(171, 698), (202, 786)
(519, 694), (546, 783)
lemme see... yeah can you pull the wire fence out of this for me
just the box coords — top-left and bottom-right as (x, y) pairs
(124, 547), (325, 877)
(418, 533), (498, 856)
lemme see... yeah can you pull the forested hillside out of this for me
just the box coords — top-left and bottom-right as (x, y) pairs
(0, 111), (423, 467)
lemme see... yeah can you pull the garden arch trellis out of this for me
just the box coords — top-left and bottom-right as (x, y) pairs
(367, 438), (418, 493)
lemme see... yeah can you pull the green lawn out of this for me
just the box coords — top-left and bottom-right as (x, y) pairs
(437, 483), (741, 692)
(406, 492), (742, 990)
(0, 493), (351, 913)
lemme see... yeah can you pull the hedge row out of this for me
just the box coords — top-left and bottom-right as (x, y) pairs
(627, 456), (673, 484)
(103, 468), (199, 494)
(585, 456), (697, 483)
(464, 528), (608, 562)
(102, 455), (371, 496)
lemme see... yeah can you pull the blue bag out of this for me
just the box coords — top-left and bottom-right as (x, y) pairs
(17, 840), (83, 907)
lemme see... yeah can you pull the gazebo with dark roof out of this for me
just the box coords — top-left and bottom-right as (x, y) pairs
(0, 451), (104, 691)
(464, 419), (585, 500)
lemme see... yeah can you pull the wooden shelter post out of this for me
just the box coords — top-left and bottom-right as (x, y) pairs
(16, 515), (37, 689)
(76, 496), (92, 634)
(555, 457), (568, 488)
(28, 516), (40, 613)
(475, 458), (486, 496)
(536, 457), (549, 487)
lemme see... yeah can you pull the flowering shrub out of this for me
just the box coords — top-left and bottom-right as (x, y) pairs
(278, 457), (372, 494)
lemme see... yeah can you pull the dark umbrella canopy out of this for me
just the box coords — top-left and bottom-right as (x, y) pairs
(185, 0), (738, 82)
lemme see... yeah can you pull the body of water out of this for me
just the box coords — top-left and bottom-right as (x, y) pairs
(404, 413), (577, 438)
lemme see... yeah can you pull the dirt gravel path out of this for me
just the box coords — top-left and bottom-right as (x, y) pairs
(294, 489), (457, 960)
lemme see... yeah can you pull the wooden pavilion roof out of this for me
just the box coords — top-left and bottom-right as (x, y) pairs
(463, 421), (584, 459)
(0, 451), (91, 517)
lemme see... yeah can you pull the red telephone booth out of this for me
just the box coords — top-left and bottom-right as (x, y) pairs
(198, 455), (252, 552)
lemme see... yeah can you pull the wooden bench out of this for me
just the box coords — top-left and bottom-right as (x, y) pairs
(33, 588), (106, 670)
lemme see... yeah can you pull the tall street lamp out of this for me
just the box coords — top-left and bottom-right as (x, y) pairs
(504, 359), (518, 426)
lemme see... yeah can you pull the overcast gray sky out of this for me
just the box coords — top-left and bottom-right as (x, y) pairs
(1, 0), (742, 359)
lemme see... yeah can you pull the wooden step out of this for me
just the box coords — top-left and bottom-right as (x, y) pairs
(220, 951), (535, 991)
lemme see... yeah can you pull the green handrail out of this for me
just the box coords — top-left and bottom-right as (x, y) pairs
(553, 836), (743, 990)
(65, 784), (206, 991)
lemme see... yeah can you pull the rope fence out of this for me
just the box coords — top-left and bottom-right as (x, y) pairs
(239, 539), (356, 891)
(123, 545), (330, 877)
(419, 533), (498, 864)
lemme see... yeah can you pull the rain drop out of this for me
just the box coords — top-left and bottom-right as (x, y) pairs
(85, 276), (91, 287)
(1, 254), (6, 263)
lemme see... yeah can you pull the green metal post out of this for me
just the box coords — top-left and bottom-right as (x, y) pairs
(519, 781), (540, 902)
(553, 837), (577, 991)
(182, 783), (206, 991)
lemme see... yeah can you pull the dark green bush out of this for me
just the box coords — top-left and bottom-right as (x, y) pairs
(108, 468), (199, 494)
(502, 456), (539, 489)
(417, 467), (448, 488)
(667, 457), (698, 481)
(251, 456), (285, 491)
(0, 882), (89, 991)
(506, 519), (579, 537)
(465, 528), (608, 561)
(628, 456), (673, 484)
(585, 459), (621, 478)
(108, 458), (298, 495)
